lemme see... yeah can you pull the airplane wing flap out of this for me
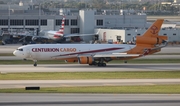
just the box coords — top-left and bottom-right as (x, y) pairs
(93, 54), (140, 58)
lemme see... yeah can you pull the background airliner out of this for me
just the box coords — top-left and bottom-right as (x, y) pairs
(32, 16), (66, 42)
(13, 19), (168, 67)
(32, 15), (99, 43)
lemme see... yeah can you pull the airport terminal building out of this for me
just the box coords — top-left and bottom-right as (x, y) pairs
(0, 4), (179, 43)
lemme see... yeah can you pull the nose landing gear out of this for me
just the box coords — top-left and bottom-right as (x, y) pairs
(33, 60), (37, 67)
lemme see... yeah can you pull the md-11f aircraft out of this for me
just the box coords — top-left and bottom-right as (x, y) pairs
(13, 19), (168, 67)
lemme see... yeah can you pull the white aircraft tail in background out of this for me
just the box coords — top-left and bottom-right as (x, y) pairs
(33, 15), (99, 42)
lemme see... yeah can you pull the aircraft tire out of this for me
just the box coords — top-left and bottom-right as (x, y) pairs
(102, 63), (106, 67)
(89, 64), (92, 66)
(34, 63), (37, 67)
(124, 61), (127, 63)
(97, 63), (106, 67)
(97, 63), (101, 67)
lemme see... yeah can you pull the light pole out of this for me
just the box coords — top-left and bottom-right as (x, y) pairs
(8, 5), (10, 16)
(8, 4), (11, 30)
(38, 3), (41, 35)
(39, 3), (41, 16)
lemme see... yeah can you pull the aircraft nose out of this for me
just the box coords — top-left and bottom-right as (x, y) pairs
(13, 50), (17, 56)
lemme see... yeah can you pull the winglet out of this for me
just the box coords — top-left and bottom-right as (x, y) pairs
(142, 19), (164, 37)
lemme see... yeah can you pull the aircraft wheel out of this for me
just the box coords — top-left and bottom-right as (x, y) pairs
(124, 61), (127, 63)
(102, 63), (106, 67)
(97, 63), (101, 67)
(33, 60), (37, 67)
(90, 62), (97, 66)
(98, 63), (105, 67)
(94, 62), (98, 66)
(89, 64), (92, 66)
(34, 63), (37, 67)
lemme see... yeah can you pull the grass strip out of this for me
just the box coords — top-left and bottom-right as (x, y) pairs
(0, 53), (14, 56)
(0, 85), (180, 93)
(0, 59), (180, 64)
(1, 71), (180, 80)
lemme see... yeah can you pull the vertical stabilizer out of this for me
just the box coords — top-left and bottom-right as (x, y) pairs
(57, 15), (65, 35)
(127, 19), (168, 55)
(142, 19), (164, 37)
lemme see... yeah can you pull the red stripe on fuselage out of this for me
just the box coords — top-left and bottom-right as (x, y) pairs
(53, 47), (124, 57)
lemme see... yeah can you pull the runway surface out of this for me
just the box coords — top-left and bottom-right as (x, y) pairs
(0, 94), (180, 106)
(0, 79), (180, 88)
(0, 45), (19, 53)
(0, 64), (180, 73)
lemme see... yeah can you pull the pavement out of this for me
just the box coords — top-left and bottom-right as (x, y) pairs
(0, 94), (180, 106)
(0, 64), (180, 72)
(0, 79), (180, 89)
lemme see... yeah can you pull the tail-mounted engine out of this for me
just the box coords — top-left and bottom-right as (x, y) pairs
(78, 56), (93, 64)
(136, 36), (168, 45)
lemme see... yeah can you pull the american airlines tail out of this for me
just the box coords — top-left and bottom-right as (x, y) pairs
(56, 15), (65, 35)
(127, 19), (168, 56)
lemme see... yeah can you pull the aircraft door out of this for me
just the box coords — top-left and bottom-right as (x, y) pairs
(116, 36), (121, 42)
(103, 32), (106, 42)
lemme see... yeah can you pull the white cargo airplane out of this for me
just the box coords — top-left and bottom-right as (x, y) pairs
(13, 19), (168, 67)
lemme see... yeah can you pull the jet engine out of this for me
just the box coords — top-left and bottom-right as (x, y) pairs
(78, 56), (93, 64)
(136, 36), (164, 45)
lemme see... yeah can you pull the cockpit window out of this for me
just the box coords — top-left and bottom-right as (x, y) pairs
(17, 48), (23, 51)
(19, 49), (23, 51)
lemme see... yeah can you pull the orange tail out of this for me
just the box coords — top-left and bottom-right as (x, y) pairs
(127, 19), (168, 56)
(143, 19), (164, 37)
(136, 19), (167, 46)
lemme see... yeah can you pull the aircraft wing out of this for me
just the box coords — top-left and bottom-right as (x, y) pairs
(12, 34), (34, 38)
(63, 33), (97, 38)
(63, 29), (100, 38)
(93, 53), (140, 58)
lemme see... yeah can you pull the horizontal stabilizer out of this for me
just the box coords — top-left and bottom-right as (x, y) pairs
(94, 54), (140, 57)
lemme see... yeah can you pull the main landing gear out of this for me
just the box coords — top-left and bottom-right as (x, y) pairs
(89, 58), (107, 67)
(98, 63), (106, 67)
(33, 60), (37, 67)
(89, 62), (106, 67)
